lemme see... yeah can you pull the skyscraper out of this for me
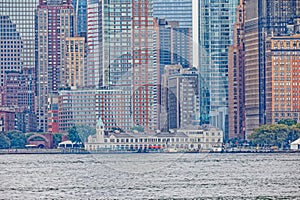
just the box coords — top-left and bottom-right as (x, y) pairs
(86, 0), (158, 131)
(0, 0), (38, 70)
(65, 37), (86, 88)
(35, 0), (74, 131)
(153, 0), (193, 69)
(193, 0), (238, 138)
(72, 0), (87, 37)
(244, 0), (300, 137)
(228, 0), (245, 139)
(153, 0), (192, 29)
(0, 0), (38, 113)
(265, 34), (300, 125)
(86, 0), (103, 88)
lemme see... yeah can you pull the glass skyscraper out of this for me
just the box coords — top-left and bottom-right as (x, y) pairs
(0, 0), (38, 113)
(72, 0), (87, 37)
(153, 0), (193, 69)
(0, 0), (38, 70)
(153, 0), (192, 29)
(193, 0), (238, 138)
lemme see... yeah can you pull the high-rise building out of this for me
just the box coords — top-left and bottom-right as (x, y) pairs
(86, 0), (103, 89)
(153, 0), (192, 29)
(64, 37), (85, 89)
(86, 0), (158, 132)
(131, 0), (158, 131)
(228, 1), (245, 139)
(35, 0), (74, 131)
(154, 18), (192, 75)
(72, 0), (87, 37)
(193, 0), (238, 138)
(0, 0), (38, 70)
(153, 0), (193, 68)
(0, 16), (23, 86)
(161, 65), (199, 130)
(0, 1), (38, 113)
(265, 34), (300, 125)
(244, 0), (300, 137)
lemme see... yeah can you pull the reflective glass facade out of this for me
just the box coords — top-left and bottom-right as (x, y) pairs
(73, 0), (87, 37)
(0, 0), (38, 70)
(194, 0), (238, 137)
(153, 0), (192, 29)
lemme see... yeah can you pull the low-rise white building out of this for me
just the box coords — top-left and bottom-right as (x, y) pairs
(290, 138), (300, 150)
(85, 118), (223, 152)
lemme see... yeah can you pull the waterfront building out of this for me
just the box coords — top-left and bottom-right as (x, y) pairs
(228, 1), (245, 139)
(58, 89), (132, 133)
(35, 0), (74, 132)
(85, 118), (223, 152)
(193, 0), (239, 138)
(64, 37), (86, 89)
(265, 34), (300, 124)
(244, 0), (300, 137)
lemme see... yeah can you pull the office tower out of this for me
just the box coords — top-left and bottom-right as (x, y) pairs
(244, 0), (300, 137)
(161, 65), (199, 130)
(35, 0), (74, 131)
(153, 0), (192, 29)
(265, 35), (300, 125)
(172, 27), (191, 68)
(0, 16), (23, 86)
(132, 0), (158, 131)
(72, 0), (87, 37)
(153, 0), (193, 68)
(228, 1), (245, 139)
(155, 18), (173, 76)
(86, 0), (103, 89)
(86, 0), (158, 132)
(65, 37), (85, 89)
(0, 0), (38, 71)
(154, 18), (192, 74)
(193, 0), (238, 138)
(0, 1), (38, 113)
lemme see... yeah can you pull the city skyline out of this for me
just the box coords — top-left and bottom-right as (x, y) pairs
(1, 0), (300, 140)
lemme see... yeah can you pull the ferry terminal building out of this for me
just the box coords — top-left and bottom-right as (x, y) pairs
(85, 118), (223, 152)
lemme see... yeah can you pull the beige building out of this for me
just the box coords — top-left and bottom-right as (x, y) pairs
(64, 37), (85, 89)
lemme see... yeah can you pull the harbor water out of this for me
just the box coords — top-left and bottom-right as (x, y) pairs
(0, 153), (299, 199)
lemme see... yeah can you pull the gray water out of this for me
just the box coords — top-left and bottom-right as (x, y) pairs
(0, 153), (299, 199)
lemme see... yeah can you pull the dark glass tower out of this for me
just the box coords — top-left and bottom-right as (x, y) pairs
(73, 0), (87, 37)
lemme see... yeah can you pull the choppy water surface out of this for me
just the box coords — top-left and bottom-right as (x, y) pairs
(0, 153), (299, 199)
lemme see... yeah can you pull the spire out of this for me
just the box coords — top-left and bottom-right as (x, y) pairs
(96, 117), (105, 130)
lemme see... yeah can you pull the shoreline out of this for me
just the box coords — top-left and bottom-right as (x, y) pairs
(0, 149), (299, 155)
